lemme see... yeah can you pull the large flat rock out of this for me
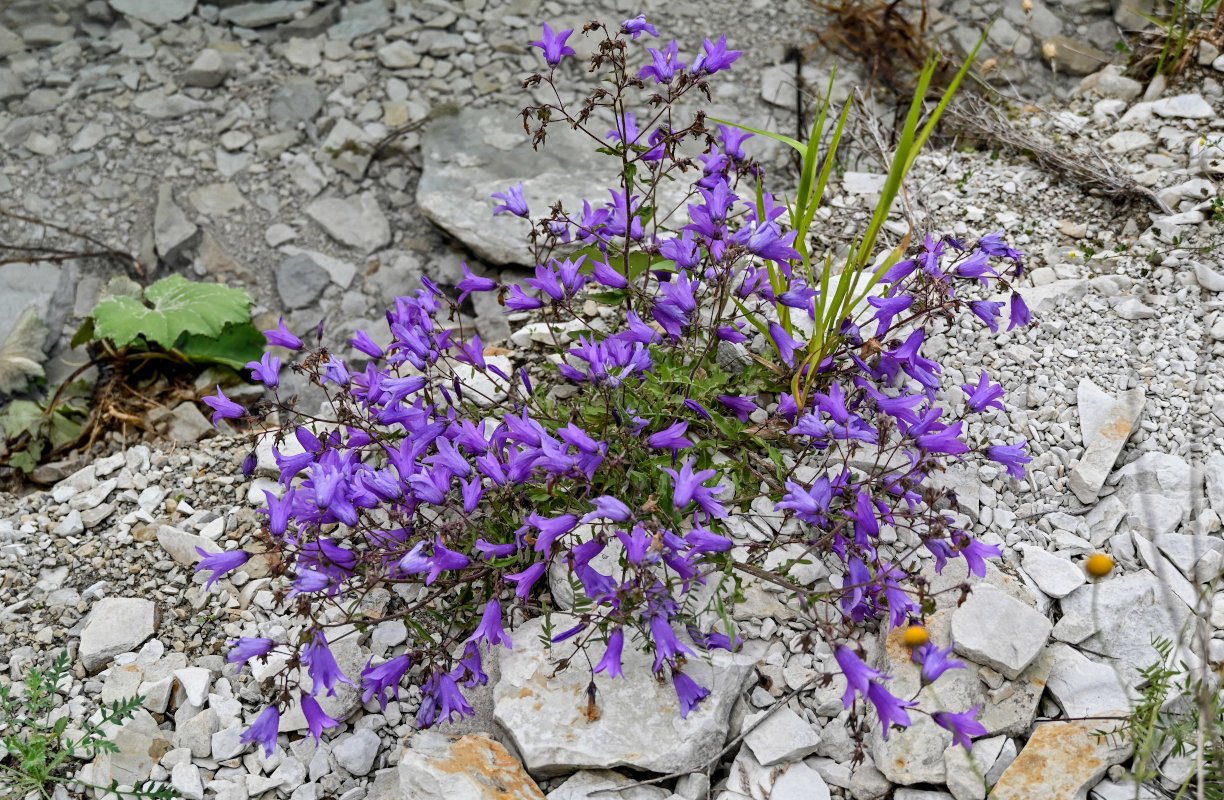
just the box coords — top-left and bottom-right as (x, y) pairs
(493, 614), (756, 777)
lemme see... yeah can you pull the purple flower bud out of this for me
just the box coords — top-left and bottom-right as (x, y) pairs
(241, 451), (257, 478)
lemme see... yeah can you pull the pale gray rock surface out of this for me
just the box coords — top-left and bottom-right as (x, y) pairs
(109, 0), (197, 25)
(80, 597), (158, 673)
(950, 585), (1051, 680)
(1046, 643), (1132, 718)
(305, 193), (391, 254)
(494, 615), (756, 776)
(1060, 570), (1192, 688)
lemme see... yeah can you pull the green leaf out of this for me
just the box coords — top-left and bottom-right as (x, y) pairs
(90, 275), (253, 349)
(0, 400), (43, 438)
(587, 290), (628, 306)
(174, 321), (266, 370)
(70, 317), (96, 349)
(47, 411), (84, 451)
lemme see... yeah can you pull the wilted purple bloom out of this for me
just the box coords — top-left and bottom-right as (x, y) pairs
(962, 370), (1005, 413)
(640, 39), (685, 83)
(581, 495), (632, 523)
(768, 323), (804, 368)
(245, 352), (281, 389)
(492, 182), (529, 217)
(300, 694), (341, 743)
(834, 646), (885, 708)
(986, 441), (1030, 479)
(648, 420), (694, 453)
(469, 599), (512, 649)
(933, 706), (987, 749)
(1007, 292), (1032, 330)
(361, 654), (412, 710)
(969, 300), (1003, 333)
(240, 705), (280, 757)
(530, 22), (575, 67)
(264, 317), (303, 350)
(672, 671), (710, 717)
(684, 399), (711, 420)
(690, 35), (741, 75)
(621, 14), (658, 38)
(195, 547), (249, 589)
(302, 630), (354, 697)
(505, 561), (547, 599)
(228, 637), (275, 671)
(867, 682), (916, 739)
(593, 628), (625, 678)
(911, 642), (965, 684)
(203, 386), (244, 426)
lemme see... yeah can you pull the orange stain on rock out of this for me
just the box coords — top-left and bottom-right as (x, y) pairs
(991, 720), (1128, 800)
(430, 734), (546, 800)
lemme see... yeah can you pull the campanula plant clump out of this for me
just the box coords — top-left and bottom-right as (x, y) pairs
(200, 17), (1035, 758)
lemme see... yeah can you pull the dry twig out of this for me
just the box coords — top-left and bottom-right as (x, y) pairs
(944, 93), (1174, 215)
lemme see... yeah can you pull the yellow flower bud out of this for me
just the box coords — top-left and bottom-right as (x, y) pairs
(902, 625), (930, 648)
(1085, 553), (1114, 578)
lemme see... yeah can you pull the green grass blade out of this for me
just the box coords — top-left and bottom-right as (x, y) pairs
(708, 117), (806, 153)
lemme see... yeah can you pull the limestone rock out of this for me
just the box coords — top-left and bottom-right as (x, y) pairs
(305, 193), (391, 254)
(1018, 545), (1085, 598)
(546, 770), (669, 800)
(109, 0), (196, 26)
(742, 707), (822, 766)
(157, 525), (221, 566)
(80, 598), (158, 673)
(494, 614), (755, 776)
(154, 185), (199, 267)
(1059, 570), (1192, 688)
(220, 0), (313, 28)
(1046, 643), (1131, 719)
(951, 585), (1051, 679)
(398, 732), (545, 800)
(1068, 387), (1145, 503)
(333, 729), (380, 776)
(181, 49), (227, 89)
(990, 720), (1131, 800)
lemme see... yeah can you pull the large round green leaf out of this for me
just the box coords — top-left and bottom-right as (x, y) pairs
(90, 275), (253, 349)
